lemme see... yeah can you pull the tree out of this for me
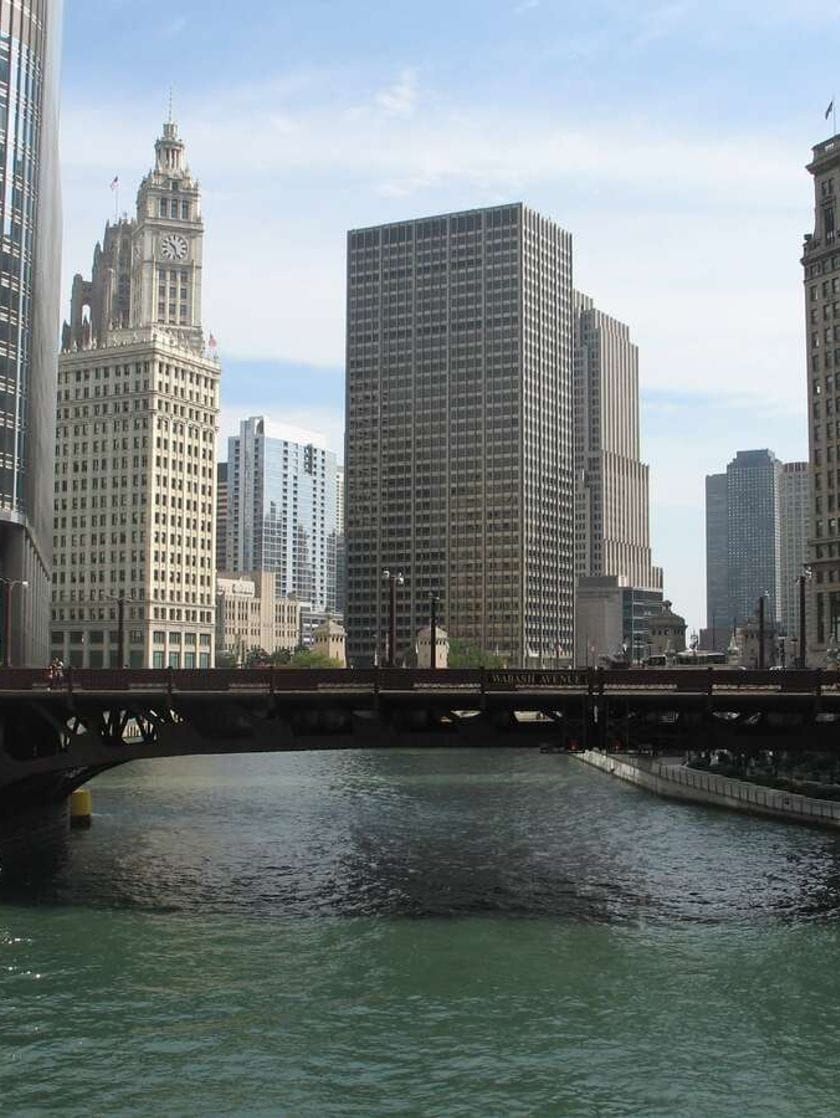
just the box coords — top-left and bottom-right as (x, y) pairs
(286, 648), (341, 668)
(447, 639), (506, 669)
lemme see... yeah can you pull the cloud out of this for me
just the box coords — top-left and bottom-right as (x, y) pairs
(58, 64), (817, 630)
(374, 68), (419, 117)
(59, 71), (811, 417)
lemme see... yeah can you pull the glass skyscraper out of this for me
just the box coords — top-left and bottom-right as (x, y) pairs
(226, 417), (338, 623)
(0, 2), (62, 666)
(705, 450), (782, 632)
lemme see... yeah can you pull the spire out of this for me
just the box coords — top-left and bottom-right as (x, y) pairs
(156, 102), (183, 172)
(162, 86), (178, 141)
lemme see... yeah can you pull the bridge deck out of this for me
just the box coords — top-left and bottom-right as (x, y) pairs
(3, 667), (840, 817)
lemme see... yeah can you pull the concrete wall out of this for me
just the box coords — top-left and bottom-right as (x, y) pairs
(578, 750), (840, 829)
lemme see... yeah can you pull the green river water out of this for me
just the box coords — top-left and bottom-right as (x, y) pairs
(2, 748), (840, 1117)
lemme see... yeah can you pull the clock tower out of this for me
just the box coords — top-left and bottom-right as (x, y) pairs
(55, 115), (222, 671)
(132, 119), (204, 351)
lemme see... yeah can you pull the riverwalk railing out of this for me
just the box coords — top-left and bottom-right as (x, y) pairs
(642, 758), (840, 825)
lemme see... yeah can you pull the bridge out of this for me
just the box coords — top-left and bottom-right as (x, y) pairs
(2, 665), (840, 815)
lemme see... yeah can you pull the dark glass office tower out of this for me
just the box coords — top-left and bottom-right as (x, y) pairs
(0, 1), (62, 666)
(346, 204), (574, 667)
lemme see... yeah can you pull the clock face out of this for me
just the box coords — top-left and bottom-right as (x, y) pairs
(160, 233), (188, 261)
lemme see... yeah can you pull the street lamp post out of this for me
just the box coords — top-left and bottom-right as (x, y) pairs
(117, 596), (125, 669)
(382, 569), (404, 668)
(758, 593), (766, 670)
(429, 592), (439, 671)
(0, 578), (28, 668)
(106, 595), (126, 668)
(797, 568), (811, 669)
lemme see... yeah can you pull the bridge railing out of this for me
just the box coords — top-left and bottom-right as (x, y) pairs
(0, 666), (840, 695)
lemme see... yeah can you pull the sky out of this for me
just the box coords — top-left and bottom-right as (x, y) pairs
(60, 0), (837, 632)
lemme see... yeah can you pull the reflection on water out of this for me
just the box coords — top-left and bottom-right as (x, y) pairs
(4, 749), (840, 925)
(4, 750), (840, 1118)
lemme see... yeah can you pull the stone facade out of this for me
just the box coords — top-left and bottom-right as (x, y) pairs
(646, 601), (687, 659)
(779, 461), (809, 648)
(215, 571), (301, 664)
(313, 618), (347, 666)
(51, 120), (220, 668)
(803, 134), (840, 660)
(573, 292), (661, 593)
(415, 624), (449, 669)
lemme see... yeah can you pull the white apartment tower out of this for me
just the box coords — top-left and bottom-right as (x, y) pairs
(226, 418), (338, 622)
(573, 292), (661, 592)
(346, 204), (574, 667)
(51, 119), (220, 668)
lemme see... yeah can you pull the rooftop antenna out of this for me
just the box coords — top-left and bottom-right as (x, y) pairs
(167, 85), (175, 125)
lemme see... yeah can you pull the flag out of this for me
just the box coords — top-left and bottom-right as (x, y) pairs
(826, 101), (834, 120)
(110, 175), (119, 190)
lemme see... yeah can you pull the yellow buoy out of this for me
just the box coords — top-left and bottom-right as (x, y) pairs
(69, 787), (92, 829)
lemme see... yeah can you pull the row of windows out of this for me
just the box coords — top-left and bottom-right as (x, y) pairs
(159, 198), (192, 221)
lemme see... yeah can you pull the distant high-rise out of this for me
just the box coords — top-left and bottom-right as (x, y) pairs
(335, 465), (346, 617)
(573, 292), (661, 592)
(345, 203), (574, 667)
(0, 3), (63, 666)
(705, 450), (782, 634)
(226, 417), (338, 620)
(803, 135), (840, 656)
(216, 462), (228, 572)
(705, 473), (729, 647)
(779, 462), (809, 647)
(52, 119), (220, 669)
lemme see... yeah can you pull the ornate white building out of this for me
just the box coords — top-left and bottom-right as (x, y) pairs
(51, 119), (220, 668)
(215, 571), (301, 665)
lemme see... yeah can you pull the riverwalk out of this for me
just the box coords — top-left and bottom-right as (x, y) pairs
(577, 749), (840, 830)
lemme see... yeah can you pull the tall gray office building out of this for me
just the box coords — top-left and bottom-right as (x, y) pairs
(803, 134), (840, 655)
(226, 417), (338, 618)
(0, 2), (62, 666)
(779, 461), (809, 649)
(573, 292), (661, 591)
(346, 203), (574, 667)
(705, 450), (782, 634)
(704, 472), (729, 648)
